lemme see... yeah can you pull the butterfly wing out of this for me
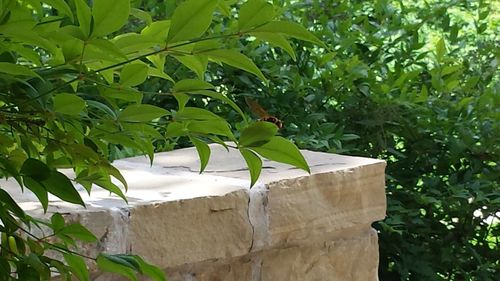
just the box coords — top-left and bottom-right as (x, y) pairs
(244, 97), (270, 118)
(244, 97), (283, 129)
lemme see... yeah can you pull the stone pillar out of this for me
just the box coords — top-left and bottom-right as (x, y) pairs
(8, 145), (386, 281)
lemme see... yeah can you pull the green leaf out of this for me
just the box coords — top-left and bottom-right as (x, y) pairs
(148, 66), (174, 82)
(74, 0), (91, 37)
(173, 55), (208, 79)
(251, 32), (296, 61)
(238, 0), (275, 31)
(0, 259), (10, 280)
(122, 123), (163, 139)
(42, 171), (85, 206)
(173, 92), (190, 111)
(141, 20), (171, 42)
(102, 164), (128, 191)
(251, 136), (309, 173)
(44, 0), (74, 21)
(92, 0), (130, 37)
(436, 37), (447, 61)
(130, 8), (152, 25)
(0, 62), (41, 78)
(252, 21), (325, 47)
(239, 121), (277, 147)
(175, 107), (223, 121)
(101, 87), (143, 104)
(86, 100), (117, 118)
(167, 0), (218, 43)
(0, 157), (23, 188)
(120, 64), (149, 87)
(49, 260), (70, 280)
(187, 120), (235, 139)
(94, 178), (128, 202)
(53, 94), (86, 115)
(189, 137), (211, 173)
(133, 256), (167, 281)
(112, 33), (159, 54)
(23, 177), (49, 212)
(108, 255), (142, 272)
(118, 104), (169, 122)
(63, 254), (89, 281)
(10, 44), (42, 66)
(24, 0), (43, 15)
(25, 253), (50, 280)
(189, 90), (246, 120)
(173, 79), (214, 92)
(0, 189), (27, 221)
(51, 213), (65, 231)
(166, 122), (187, 137)
(87, 39), (127, 60)
(97, 254), (138, 281)
(203, 49), (266, 82)
(146, 54), (166, 69)
(59, 223), (98, 242)
(20, 158), (51, 181)
(239, 148), (262, 187)
(217, 1), (231, 17)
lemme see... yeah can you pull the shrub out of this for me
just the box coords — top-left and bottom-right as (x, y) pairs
(205, 0), (500, 279)
(0, 0), (317, 280)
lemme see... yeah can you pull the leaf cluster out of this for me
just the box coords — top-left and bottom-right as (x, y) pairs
(0, 0), (320, 280)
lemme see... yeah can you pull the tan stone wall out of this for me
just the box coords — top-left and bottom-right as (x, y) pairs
(6, 145), (386, 281)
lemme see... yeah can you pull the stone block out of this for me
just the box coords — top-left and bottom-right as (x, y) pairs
(262, 162), (386, 248)
(128, 189), (253, 268)
(3, 144), (386, 281)
(260, 226), (379, 281)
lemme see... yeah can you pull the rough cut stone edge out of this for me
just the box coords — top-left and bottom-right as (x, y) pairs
(5, 146), (386, 280)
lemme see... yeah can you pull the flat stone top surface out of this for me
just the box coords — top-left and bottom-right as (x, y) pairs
(2, 144), (384, 213)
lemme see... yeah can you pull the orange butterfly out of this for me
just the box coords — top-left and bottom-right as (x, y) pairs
(244, 97), (283, 129)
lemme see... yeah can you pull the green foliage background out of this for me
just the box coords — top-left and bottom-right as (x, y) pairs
(0, 0), (498, 280)
(178, 0), (498, 280)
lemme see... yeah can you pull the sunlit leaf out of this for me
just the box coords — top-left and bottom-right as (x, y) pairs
(74, 0), (91, 37)
(173, 79), (214, 92)
(174, 55), (208, 79)
(119, 104), (169, 122)
(175, 107), (223, 121)
(53, 94), (86, 115)
(189, 137), (211, 173)
(120, 64), (149, 87)
(251, 32), (296, 61)
(58, 223), (98, 242)
(0, 62), (40, 78)
(239, 148), (262, 186)
(238, 0), (275, 31)
(131, 8), (152, 25)
(167, 0), (218, 43)
(92, 0), (130, 37)
(203, 49), (266, 82)
(251, 136), (309, 173)
(188, 120), (235, 139)
(44, 0), (74, 21)
(63, 254), (89, 281)
(252, 21), (325, 47)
